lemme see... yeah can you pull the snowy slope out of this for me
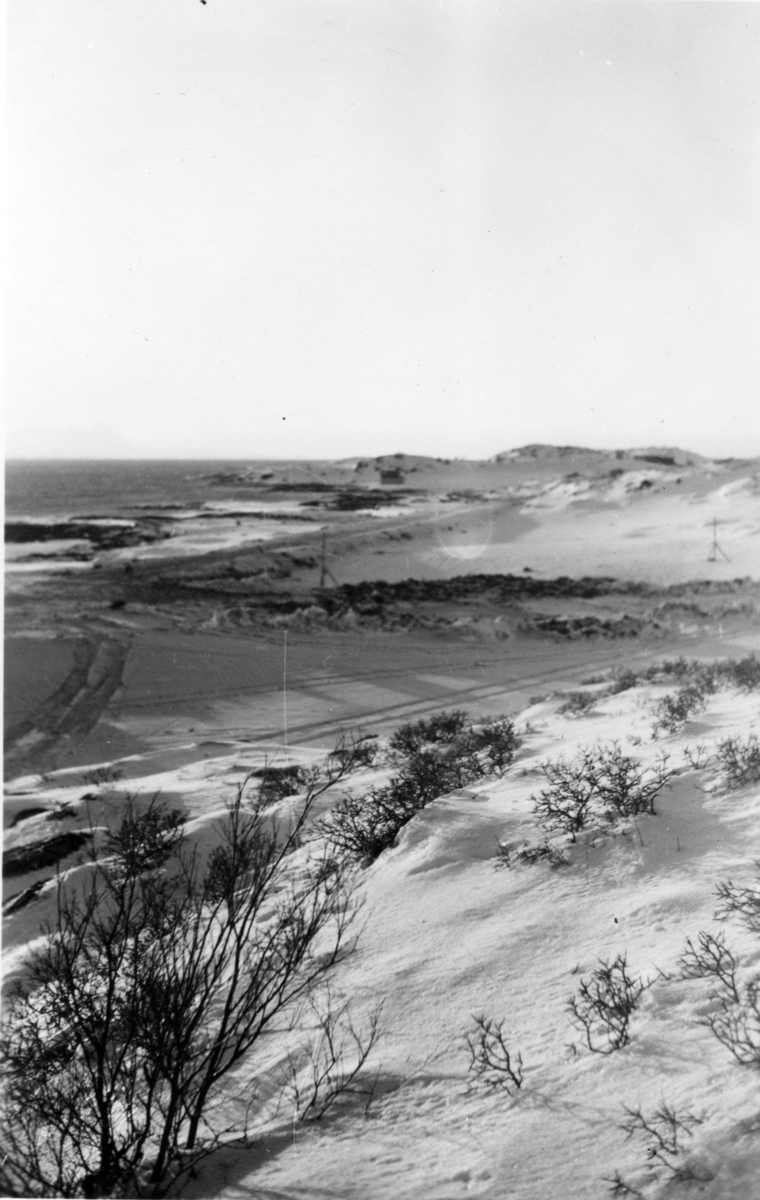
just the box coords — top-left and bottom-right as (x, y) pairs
(171, 680), (760, 1200)
(5, 674), (760, 1198)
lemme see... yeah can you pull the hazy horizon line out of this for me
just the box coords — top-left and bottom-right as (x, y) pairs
(6, 443), (756, 465)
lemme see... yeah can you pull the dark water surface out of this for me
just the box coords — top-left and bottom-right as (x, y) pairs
(5, 460), (277, 519)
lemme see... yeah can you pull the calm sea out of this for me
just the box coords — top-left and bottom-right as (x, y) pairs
(5, 460), (276, 520)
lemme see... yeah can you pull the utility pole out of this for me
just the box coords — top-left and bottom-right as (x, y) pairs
(319, 529), (339, 589)
(707, 517), (730, 563)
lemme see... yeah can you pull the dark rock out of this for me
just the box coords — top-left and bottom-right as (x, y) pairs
(4, 831), (90, 876)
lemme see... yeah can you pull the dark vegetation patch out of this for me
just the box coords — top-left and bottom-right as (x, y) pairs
(5, 520), (169, 552)
(301, 488), (421, 511)
(3, 879), (47, 916)
(142, 571), (757, 642)
(319, 712), (522, 865)
(526, 614), (648, 639)
(332, 574), (641, 606)
(248, 764), (310, 804)
(3, 831), (90, 876)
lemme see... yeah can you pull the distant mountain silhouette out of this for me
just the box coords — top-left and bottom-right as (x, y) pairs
(493, 444), (706, 466)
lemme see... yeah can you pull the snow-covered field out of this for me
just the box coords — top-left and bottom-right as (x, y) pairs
(8, 665), (760, 1198)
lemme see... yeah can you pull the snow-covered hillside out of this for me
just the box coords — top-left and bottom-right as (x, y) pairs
(5, 662), (760, 1199)
(179, 670), (760, 1199)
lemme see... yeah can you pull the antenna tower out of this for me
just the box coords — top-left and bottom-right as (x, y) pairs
(707, 517), (730, 563)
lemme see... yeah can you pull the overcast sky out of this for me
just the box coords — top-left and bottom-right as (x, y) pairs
(7, 1), (760, 460)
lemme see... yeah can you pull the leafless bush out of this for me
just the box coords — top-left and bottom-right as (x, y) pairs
(496, 840), (568, 869)
(703, 982), (760, 1068)
(567, 954), (648, 1054)
(463, 716), (522, 774)
(585, 744), (671, 818)
(715, 871), (760, 933)
(388, 709), (468, 756)
(531, 754), (595, 840)
(0, 746), (361, 1198)
(81, 766), (124, 789)
(606, 668), (639, 695)
(614, 1103), (709, 1187)
(678, 931), (741, 1002)
(326, 732), (380, 769)
(320, 720), (517, 866)
(643, 655), (760, 694)
(682, 870), (760, 1069)
(714, 654), (760, 692)
(316, 786), (416, 865)
(285, 993), (383, 1122)
(465, 1016), (524, 1094)
(715, 734), (760, 790)
(683, 741), (713, 771)
(558, 691), (597, 717)
(651, 684), (708, 737)
(251, 762), (309, 805)
(603, 1170), (643, 1198)
(532, 744), (671, 840)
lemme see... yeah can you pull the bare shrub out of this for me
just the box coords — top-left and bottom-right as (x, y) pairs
(532, 744), (671, 840)
(252, 763), (309, 805)
(558, 691), (597, 717)
(645, 656), (760, 739)
(320, 715), (522, 867)
(703, 984), (760, 1067)
(388, 709), (468, 756)
(683, 741), (713, 771)
(585, 744), (671, 818)
(496, 840), (569, 869)
(603, 1170), (644, 1198)
(642, 657), (693, 682)
(326, 732), (380, 769)
(0, 747), (361, 1199)
(81, 766), (124, 790)
(615, 1103), (709, 1187)
(285, 993), (383, 1122)
(682, 870), (760, 1069)
(642, 655), (760, 694)
(651, 684), (708, 737)
(607, 668), (639, 695)
(531, 755), (595, 841)
(714, 734), (760, 790)
(714, 654), (760, 692)
(463, 716), (522, 774)
(567, 954), (648, 1054)
(715, 872), (760, 932)
(678, 931), (741, 1002)
(465, 1016), (524, 1094)
(316, 788), (414, 865)
(319, 745), (487, 866)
